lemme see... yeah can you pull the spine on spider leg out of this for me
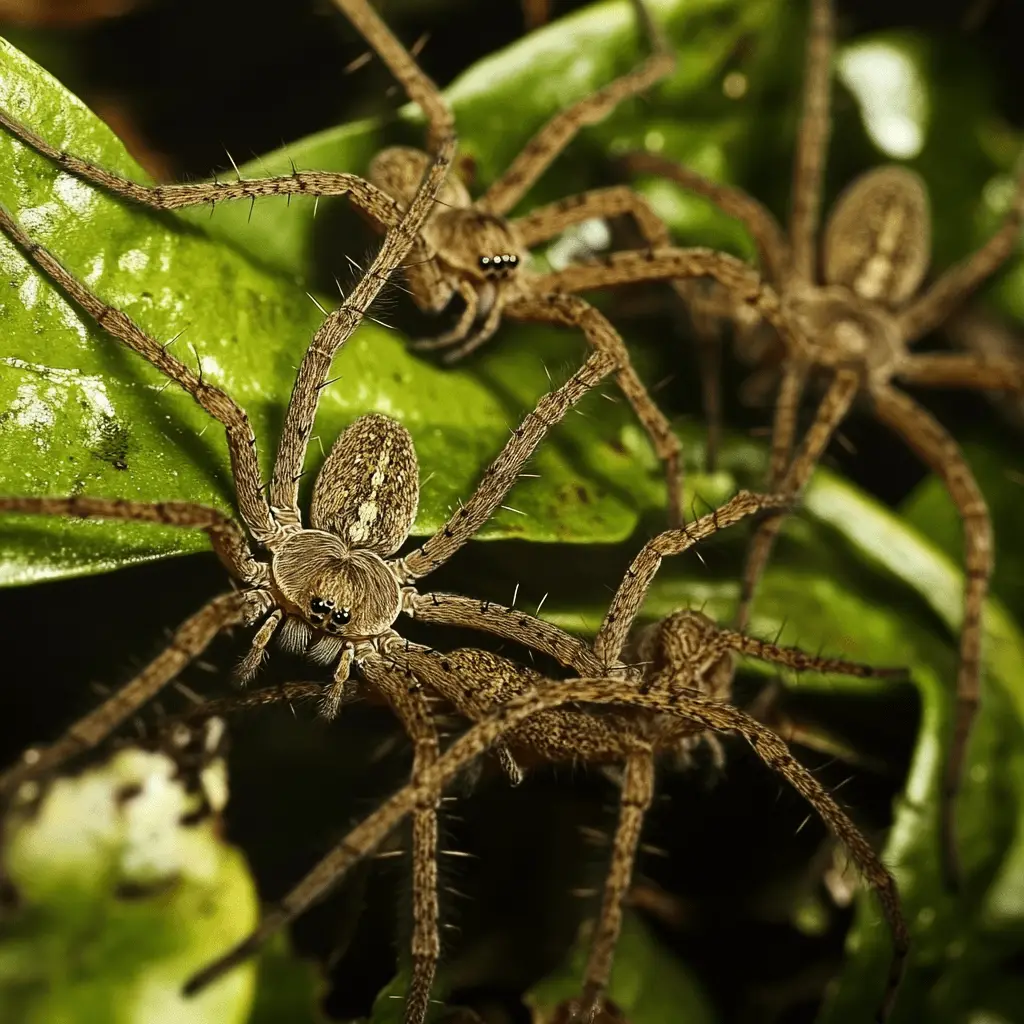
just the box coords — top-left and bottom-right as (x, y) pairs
(0, 205), (275, 542)
(333, 0), (454, 155)
(403, 592), (604, 675)
(0, 591), (256, 797)
(720, 630), (910, 681)
(620, 151), (791, 282)
(581, 750), (655, 1009)
(734, 369), (858, 634)
(477, 0), (675, 215)
(268, 133), (456, 517)
(399, 346), (617, 579)
(594, 490), (793, 665)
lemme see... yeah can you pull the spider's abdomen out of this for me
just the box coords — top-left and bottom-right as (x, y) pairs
(370, 145), (472, 211)
(270, 530), (401, 639)
(823, 166), (931, 307)
(311, 413), (419, 557)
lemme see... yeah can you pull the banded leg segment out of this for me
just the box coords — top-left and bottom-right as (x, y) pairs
(507, 292), (684, 524)
(404, 591), (604, 675)
(0, 496), (264, 585)
(533, 248), (808, 362)
(268, 134), (456, 518)
(788, 0), (836, 281)
(622, 151), (792, 284)
(478, 0), (675, 215)
(735, 369), (858, 633)
(874, 385), (992, 889)
(0, 591), (255, 795)
(0, 108), (407, 229)
(399, 338), (618, 578)
(363, 651), (442, 1024)
(333, 0), (454, 154)
(896, 352), (1024, 393)
(582, 751), (655, 1012)
(594, 490), (792, 665)
(898, 164), (1024, 344)
(186, 680), (908, 1022)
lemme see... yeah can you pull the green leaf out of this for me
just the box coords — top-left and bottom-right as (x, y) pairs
(1, 25), (681, 586)
(524, 913), (716, 1024)
(249, 934), (329, 1024)
(0, 742), (258, 1024)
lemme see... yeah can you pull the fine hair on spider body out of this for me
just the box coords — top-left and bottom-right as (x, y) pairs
(180, 492), (911, 1024)
(620, 0), (1024, 889)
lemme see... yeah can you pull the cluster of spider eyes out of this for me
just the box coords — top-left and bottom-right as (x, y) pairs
(477, 253), (519, 272)
(309, 596), (351, 627)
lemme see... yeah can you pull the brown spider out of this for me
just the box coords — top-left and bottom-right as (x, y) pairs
(180, 492), (911, 1023)
(0, 113), (670, 1019)
(616, 0), (1024, 887)
(330, 0), (826, 527)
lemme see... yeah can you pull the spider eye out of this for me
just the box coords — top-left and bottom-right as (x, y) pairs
(331, 608), (351, 626)
(310, 596), (334, 614)
(478, 256), (491, 269)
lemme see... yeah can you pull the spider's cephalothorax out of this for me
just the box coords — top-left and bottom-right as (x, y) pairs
(268, 414), (416, 660)
(622, 0), (1024, 888)
(633, 609), (731, 698)
(370, 145), (528, 314)
(249, 406), (439, 675)
(782, 166), (929, 385)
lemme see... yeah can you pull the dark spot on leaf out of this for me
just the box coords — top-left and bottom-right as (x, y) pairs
(90, 416), (130, 471)
(115, 876), (180, 901)
(575, 484), (590, 504)
(115, 782), (143, 806)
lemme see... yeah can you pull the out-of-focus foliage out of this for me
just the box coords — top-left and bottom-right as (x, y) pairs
(0, 737), (258, 1024)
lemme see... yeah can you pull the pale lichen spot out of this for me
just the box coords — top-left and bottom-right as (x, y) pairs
(84, 253), (105, 287)
(19, 200), (62, 237)
(53, 173), (98, 218)
(118, 248), (150, 275)
(17, 272), (40, 310)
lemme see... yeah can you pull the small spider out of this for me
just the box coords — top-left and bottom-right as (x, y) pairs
(181, 492), (911, 1023)
(618, 0), (1024, 888)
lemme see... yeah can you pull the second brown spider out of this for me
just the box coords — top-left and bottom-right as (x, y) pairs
(620, 0), (1024, 887)
(333, 0), (821, 526)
